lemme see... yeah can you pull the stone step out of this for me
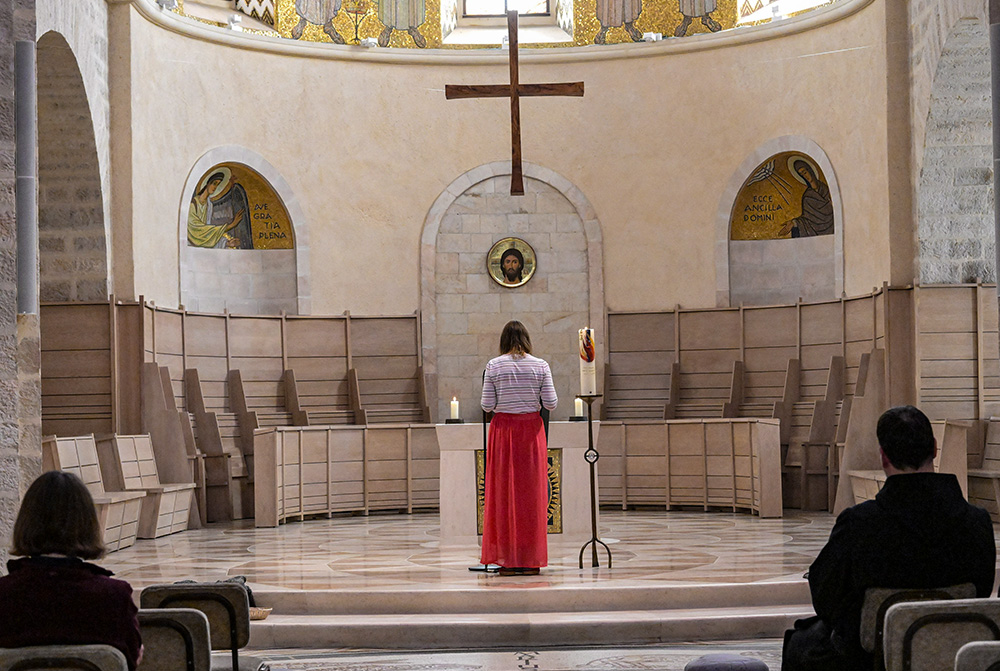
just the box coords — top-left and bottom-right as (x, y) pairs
(253, 581), (810, 616)
(248, 604), (815, 649)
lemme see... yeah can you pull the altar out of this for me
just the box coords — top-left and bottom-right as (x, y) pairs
(436, 421), (598, 542)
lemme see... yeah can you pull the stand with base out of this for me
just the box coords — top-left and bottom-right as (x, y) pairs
(577, 394), (611, 569)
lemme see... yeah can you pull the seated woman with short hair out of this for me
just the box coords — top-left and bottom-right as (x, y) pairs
(0, 471), (143, 670)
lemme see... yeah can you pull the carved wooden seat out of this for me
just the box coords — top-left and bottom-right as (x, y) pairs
(42, 435), (145, 552)
(95, 434), (195, 539)
(967, 417), (1000, 522)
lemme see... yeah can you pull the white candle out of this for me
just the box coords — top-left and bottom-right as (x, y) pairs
(450, 397), (460, 420)
(575, 397), (585, 417)
(579, 328), (597, 395)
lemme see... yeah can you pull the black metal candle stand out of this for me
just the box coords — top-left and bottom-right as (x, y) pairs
(576, 393), (611, 569)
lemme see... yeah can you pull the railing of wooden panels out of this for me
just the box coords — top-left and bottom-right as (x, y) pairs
(598, 284), (1000, 506)
(42, 284), (1000, 514)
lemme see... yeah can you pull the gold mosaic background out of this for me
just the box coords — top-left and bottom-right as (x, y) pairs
(181, 0), (764, 47)
(178, 0), (840, 48)
(190, 163), (295, 249)
(729, 151), (832, 241)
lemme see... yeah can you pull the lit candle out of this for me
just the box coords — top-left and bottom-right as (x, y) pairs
(579, 328), (597, 395)
(450, 397), (460, 420)
(575, 397), (585, 417)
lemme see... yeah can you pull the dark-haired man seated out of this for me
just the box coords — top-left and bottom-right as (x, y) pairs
(782, 405), (996, 671)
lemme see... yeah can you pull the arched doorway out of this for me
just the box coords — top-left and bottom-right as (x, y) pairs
(420, 162), (604, 422)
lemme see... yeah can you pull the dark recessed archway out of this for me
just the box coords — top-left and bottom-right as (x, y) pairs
(36, 31), (108, 302)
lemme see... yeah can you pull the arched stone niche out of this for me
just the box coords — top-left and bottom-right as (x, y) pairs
(179, 147), (311, 315)
(37, 31), (109, 302)
(715, 137), (844, 307)
(917, 17), (994, 284)
(420, 162), (604, 423)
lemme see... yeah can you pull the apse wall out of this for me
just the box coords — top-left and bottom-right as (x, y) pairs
(119, 0), (891, 314)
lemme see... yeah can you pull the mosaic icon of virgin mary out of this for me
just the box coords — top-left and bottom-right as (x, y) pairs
(187, 167), (254, 249)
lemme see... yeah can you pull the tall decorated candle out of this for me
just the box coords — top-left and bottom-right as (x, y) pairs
(579, 328), (597, 395)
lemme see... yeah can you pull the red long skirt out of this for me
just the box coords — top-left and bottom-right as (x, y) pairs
(480, 412), (549, 568)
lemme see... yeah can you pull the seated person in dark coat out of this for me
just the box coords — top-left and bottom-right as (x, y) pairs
(782, 405), (995, 671)
(0, 471), (143, 670)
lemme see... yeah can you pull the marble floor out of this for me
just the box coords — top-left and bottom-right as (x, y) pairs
(253, 643), (786, 671)
(102, 509), (836, 592)
(103, 509), (825, 669)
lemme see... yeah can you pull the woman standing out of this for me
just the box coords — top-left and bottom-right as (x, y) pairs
(480, 320), (558, 576)
(0, 471), (143, 670)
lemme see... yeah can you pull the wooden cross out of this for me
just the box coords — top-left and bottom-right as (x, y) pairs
(445, 10), (584, 195)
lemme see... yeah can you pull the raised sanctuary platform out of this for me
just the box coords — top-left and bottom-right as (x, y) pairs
(101, 509), (828, 651)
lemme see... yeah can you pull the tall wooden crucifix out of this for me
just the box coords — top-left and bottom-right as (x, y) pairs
(445, 11), (584, 195)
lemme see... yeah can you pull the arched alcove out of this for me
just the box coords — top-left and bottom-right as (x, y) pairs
(36, 31), (108, 302)
(715, 137), (844, 307)
(916, 17), (993, 284)
(179, 147), (311, 315)
(420, 162), (604, 422)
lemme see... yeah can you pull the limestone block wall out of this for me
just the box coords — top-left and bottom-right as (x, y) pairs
(917, 17), (995, 284)
(729, 236), (835, 306)
(433, 176), (589, 422)
(35, 0), (112, 293)
(181, 248), (299, 315)
(908, 0), (987, 178)
(36, 33), (108, 302)
(0, 0), (37, 574)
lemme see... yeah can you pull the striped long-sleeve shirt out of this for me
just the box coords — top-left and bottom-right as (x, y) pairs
(481, 353), (558, 414)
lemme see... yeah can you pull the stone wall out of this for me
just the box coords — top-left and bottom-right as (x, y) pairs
(35, 0), (112, 294)
(909, 0), (987, 178)
(0, 0), (37, 575)
(181, 248), (299, 315)
(433, 175), (590, 422)
(916, 17), (994, 283)
(36, 32), (108, 301)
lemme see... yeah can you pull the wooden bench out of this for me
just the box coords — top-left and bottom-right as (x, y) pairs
(42, 434), (145, 552)
(185, 368), (251, 521)
(782, 356), (845, 510)
(285, 368), (359, 425)
(664, 360), (739, 420)
(351, 317), (429, 424)
(967, 417), (1000, 522)
(601, 312), (675, 421)
(95, 434), (196, 539)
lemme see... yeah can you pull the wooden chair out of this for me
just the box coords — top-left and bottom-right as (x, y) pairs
(42, 435), (146, 552)
(0, 645), (128, 671)
(883, 598), (1000, 671)
(139, 583), (265, 671)
(283, 369), (357, 425)
(968, 418), (1000, 522)
(859, 583), (976, 671)
(184, 369), (251, 522)
(137, 608), (212, 671)
(955, 640), (1000, 670)
(95, 434), (196, 539)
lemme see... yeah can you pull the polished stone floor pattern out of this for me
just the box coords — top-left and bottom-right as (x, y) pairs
(101, 509), (835, 591)
(254, 643), (785, 671)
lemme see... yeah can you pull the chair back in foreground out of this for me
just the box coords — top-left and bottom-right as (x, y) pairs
(137, 608), (212, 671)
(140, 584), (249, 671)
(0, 645), (128, 671)
(883, 598), (1000, 671)
(860, 583), (976, 669)
(956, 640), (1000, 671)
